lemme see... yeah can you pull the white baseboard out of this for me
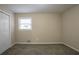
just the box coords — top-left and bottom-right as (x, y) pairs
(16, 42), (63, 44)
(15, 42), (79, 52)
(11, 42), (16, 47)
(0, 43), (16, 54)
(63, 42), (79, 52)
(2, 41), (79, 54)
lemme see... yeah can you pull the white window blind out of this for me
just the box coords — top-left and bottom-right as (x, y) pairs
(19, 17), (32, 30)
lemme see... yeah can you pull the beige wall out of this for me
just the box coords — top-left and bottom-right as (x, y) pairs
(0, 6), (15, 45)
(15, 13), (62, 43)
(0, 4), (79, 53)
(1, 4), (79, 52)
(62, 5), (79, 50)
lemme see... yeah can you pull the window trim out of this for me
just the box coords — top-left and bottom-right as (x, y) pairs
(18, 17), (32, 30)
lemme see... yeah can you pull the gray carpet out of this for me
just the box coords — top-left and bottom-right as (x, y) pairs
(1, 44), (79, 55)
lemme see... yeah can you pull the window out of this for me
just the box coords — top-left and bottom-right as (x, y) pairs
(19, 17), (32, 30)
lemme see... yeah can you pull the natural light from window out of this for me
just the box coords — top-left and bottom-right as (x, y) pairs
(19, 17), (32, 30)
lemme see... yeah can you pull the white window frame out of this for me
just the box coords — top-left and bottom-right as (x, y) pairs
(18, 17), (32, 30)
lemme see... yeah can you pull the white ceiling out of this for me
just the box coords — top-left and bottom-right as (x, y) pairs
(0, 4), (75, 13)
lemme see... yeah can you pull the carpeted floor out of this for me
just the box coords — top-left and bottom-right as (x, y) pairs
(1, 44), (79, 55)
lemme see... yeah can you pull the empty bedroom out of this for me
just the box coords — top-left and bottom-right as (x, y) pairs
(0, 4), (79, 55)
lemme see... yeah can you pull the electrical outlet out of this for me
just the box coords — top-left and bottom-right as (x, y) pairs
(27, 40), (31, 42)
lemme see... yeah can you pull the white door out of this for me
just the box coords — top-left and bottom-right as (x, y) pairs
(0, 11), (11, 54)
